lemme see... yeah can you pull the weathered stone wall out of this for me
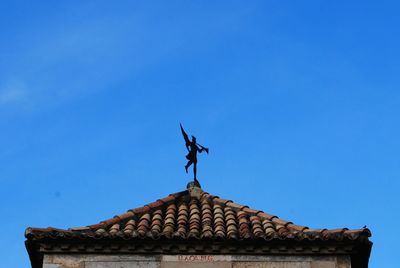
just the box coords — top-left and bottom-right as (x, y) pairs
(43, 254), (351, 268)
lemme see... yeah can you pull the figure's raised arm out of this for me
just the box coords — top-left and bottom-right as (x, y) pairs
(197, 143), (209, 154)
(180, 123), (191, 148)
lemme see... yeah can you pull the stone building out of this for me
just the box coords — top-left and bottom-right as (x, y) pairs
(25, 184), (372, 268)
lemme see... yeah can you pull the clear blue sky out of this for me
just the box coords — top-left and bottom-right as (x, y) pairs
(0, 1), (399, 267)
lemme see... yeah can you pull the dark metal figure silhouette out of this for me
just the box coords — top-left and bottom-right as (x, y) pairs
(180, 124), (209, 185)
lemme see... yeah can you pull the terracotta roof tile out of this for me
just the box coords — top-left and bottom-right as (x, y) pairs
(25, 187), (371, 243)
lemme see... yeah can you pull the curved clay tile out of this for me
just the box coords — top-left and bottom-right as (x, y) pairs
(137, 213), (151, 235)
(123, 219), (136, 235)
(225, 206), (238, 239)
(162, 203), (176, 237)
(176, 202), (188, 237)
(150, 210), (163, 235)
(250, 215), (264, 238)
(109, 223), (120, 235)
(238, 210), (251, 239)
(188, 198), (201, 237)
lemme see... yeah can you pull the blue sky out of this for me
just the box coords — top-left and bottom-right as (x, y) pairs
(0, 1), (399, 267)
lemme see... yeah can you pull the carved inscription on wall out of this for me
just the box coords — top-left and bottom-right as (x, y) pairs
(161, 255), (231, 268)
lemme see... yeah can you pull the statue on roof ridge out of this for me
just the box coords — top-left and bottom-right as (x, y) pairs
(180, 123), (209, 187)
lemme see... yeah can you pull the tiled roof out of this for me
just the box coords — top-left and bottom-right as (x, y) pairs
(25, 185), (372, 268)
(25, 187), (371, 242)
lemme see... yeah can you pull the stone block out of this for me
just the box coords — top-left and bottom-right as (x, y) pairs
(85, 261), (159, 268)
(234, 262), (311, 268)
(43, 265), (62, 268)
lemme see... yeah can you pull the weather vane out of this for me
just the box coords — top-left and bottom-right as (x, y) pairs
(180, 123), (209, 187)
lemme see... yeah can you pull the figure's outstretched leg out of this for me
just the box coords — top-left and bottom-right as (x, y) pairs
(185, 160), (193, 173)
(193, 162), (197, 180)
(193, 162), (201, 187)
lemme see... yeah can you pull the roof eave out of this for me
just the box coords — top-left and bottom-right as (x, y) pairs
(25, 239), (43, 268)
